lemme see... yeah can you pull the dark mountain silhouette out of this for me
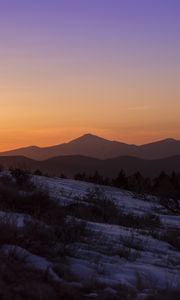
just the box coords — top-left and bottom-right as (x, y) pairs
(1, 134), (180, 160)
(1, 154), (180, 178)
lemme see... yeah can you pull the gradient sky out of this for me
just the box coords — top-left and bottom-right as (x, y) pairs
(0, 0), (180, 150)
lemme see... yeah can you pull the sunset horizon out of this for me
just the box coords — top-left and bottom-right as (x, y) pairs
(1, 131), (180, 152)
(1, 0), (180, 152)
(0, 131), (180, 152)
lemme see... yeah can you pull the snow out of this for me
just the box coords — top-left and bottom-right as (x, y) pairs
(33, 176), (180, 230)
(34, 176), (178, 290)
(32, 176), (167, 212)
(0, 210), (47, 228)
(69, 247), (180, 289)
(160, 214), (180, 229)
(1, 173), (180, 294)
(0, 211), (32, 227)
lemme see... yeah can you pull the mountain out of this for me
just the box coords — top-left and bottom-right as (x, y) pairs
(1, 134), (180, 160)
(1, 154), (180, 178)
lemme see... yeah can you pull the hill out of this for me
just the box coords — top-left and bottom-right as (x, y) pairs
(0, 172), (179, 299)
(1, 154), (180, 177)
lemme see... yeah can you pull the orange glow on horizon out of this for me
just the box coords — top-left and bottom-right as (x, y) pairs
(1, 127), (180, 152)
(1, 67), (180, 152)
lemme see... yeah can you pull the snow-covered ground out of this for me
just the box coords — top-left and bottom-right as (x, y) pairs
(0, 174), (179, 298)
(33, 176), (180, 228)
(32, 176), (180, 293)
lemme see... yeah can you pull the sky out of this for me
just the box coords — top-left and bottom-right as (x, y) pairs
(0, 0), (180, 150)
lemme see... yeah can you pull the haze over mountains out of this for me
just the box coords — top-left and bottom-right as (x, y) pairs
(1, 133), (180, 160)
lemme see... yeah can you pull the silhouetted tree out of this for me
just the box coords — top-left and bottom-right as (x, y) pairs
(153, 171), (180, 213)
(60, 173), (67, 179)
(143, 177), (152, 193)
(127, 172), (144, 193)
(91, 171), (103, 184)
(74, 172), (87, 181)
(112, 169), (128, 189)
(34, 169), (43, 176)
(10, 168), (31, 187)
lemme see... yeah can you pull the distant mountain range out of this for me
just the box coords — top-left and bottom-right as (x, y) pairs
(1, 133), (180, 160)
(1, 154), (180, 178)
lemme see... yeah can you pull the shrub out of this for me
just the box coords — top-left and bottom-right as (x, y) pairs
(67, 187), (120, 224)
(117, 211), (161, 231)
(117, 232), (142, 261)
(0, 216), (19, 246)
(20, 220), (56, 258)
(10, 168), (32, 189)
(53, 218), (87, 256)
(0, 173), (13, 185)
(0, 183), (65, 225)
(0, 164), (4, 172)
(34, 169), (43, 176)
(0, 250), (62, 300)
(161, 229), (180, 251)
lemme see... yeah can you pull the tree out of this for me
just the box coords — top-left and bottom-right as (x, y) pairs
(10, 168), (31, 187)
(112, 169), (128, 189)
(34, 169), (43, 176)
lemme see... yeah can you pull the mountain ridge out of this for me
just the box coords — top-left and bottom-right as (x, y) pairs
(0, 133), (180, 160)
(1, 154), (180, 178)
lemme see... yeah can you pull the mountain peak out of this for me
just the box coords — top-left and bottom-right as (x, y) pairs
(156, 138), (178, 144)
(71, 133), (108, 143)
(81, 133), (105, 140)
(0, 134), (180, 161)
(163, 138), (177, 142)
